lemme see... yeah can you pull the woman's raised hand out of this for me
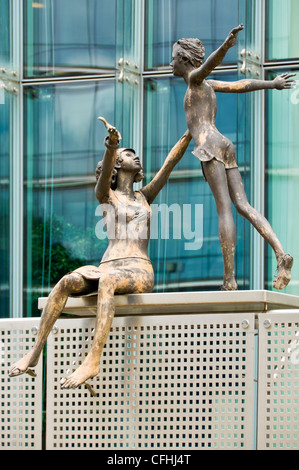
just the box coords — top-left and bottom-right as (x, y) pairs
(98, 116), (122, 145)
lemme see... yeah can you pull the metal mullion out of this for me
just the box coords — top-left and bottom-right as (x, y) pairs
(22, 74), (116, 87)
(249, 0), (266, 292)
(10, 0), (23, 318)
(142, 64), (239, 78)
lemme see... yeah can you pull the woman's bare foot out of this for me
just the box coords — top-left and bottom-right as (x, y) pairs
(8, 351), (38, 377)
(60, 359), (100, 390)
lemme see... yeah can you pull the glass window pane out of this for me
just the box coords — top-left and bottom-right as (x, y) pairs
(265, 69), (299, 295)
(0, 95), (10, 317)
(266, 0), (299, 60)
(23, 0), (117, 78)
(145, 0), (240, 71)
(0, 0), (10, 65)
(24, 80), (115, 316)
(0, 0), (11, 317)
(143, 73), (250, 291)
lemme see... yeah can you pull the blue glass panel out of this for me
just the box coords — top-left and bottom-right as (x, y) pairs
(266, 0), (299, 60)
(265, 69), (299, 295)
(145, 0), (240, 70)
(24, 0), (117, 77)
(0, 0), (10, 317)
(143, 73), (250, 291)
(0, 94), (10, 317)
(0, 0), (10, 65)
(24, 80), (115, 316)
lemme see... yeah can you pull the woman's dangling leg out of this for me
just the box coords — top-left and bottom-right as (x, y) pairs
(202, 159), (238, 290)
(61, 274), (116, 389)
(60, 261), (154, 389)
(9, 273), (94, 377)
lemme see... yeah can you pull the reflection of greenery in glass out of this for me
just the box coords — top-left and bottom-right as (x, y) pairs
(28, 215), (107, 317)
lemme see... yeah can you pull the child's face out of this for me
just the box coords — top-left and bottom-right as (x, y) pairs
(170, 44), (186, 77)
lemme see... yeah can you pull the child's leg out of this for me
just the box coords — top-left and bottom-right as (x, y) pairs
(226, 167), (293, 289)
(202, 159), (238, 290)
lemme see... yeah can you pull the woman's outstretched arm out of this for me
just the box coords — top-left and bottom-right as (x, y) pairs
(141, 130), (192, 204)
(95, 117), (121, 204)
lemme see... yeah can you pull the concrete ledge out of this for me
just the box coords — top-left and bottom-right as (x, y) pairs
(38, 289), (299, 317)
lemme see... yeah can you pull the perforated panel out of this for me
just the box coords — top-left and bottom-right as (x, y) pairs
(46, 313), (255, 450)
(258, 311), (299, 450)
(0, 319), (43, 450)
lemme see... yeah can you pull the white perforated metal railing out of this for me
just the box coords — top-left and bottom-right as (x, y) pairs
(1, 297), (299, 450)
(0, 319), (43, 450)
(257, 311), (299, 450)
(45, 313), (256, 450)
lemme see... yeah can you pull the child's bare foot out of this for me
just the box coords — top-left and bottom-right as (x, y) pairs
(60, 360), (100, 390)
(273, 254), (293, 290)
(221, 278), (238, 291)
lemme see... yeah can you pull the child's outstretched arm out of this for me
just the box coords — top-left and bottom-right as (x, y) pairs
(189, 25), (244, 84)
(207, 73), (296, 93)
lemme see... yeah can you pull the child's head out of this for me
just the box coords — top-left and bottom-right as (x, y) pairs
(173, 38), (205, 68)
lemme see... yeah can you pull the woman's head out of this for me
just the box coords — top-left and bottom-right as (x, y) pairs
(96, 148), (144, 189)
(171, 38), (205, 74)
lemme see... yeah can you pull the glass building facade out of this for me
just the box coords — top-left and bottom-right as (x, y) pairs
(0, 0), (298, 318)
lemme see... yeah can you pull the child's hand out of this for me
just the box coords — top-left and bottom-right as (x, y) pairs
(225, 24), (244, 49)
(273, 73), (296, 90)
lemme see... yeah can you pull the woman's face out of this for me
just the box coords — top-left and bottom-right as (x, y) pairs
(119, 149), (142, 173)
(170, 44), (186, 77)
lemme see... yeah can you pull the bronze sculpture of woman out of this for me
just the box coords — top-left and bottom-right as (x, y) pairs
(171, 25), (295, 291)
(9, 118), (191, 389)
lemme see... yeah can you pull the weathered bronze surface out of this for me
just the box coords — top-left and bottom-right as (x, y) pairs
(9, 117), (191, 389)
(171, 25), (295, 291)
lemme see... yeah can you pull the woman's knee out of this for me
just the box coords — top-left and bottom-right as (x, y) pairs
(98, 275), (115, 295)
(57, 273), (85, 294)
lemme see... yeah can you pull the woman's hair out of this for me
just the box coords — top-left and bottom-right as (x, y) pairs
(95, 148), (144, 190)
(174, 38), (205, 68)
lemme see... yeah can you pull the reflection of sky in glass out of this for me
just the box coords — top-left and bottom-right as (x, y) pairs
(24, 81), (115, 179)
(24, 0), (117, 77)
(145, 0), (239, 69)
(266, 0), (299, 60)
(0, 0), (10, 65)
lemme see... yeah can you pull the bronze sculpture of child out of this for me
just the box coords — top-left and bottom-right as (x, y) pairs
(171, 25), (295, 291)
